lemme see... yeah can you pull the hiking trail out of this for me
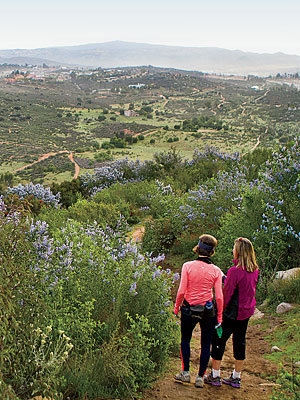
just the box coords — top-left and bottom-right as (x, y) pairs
(144, 320), (278, 400)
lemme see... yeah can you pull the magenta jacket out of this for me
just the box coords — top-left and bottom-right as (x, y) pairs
(223, 260), (259, 321)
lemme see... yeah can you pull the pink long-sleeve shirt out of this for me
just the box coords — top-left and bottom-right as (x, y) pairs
(174, 259), (224, 324)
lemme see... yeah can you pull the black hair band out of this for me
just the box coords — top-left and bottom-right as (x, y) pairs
(198, 241), (214, 251)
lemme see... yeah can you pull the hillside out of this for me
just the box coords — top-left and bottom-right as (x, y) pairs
(1, 41), (300, 75)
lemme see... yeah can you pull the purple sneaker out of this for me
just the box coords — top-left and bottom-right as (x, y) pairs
(223, 374), (241, 388)
(204, 373), (222, 387)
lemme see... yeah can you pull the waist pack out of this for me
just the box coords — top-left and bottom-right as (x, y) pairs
(182, 301), (216, 320)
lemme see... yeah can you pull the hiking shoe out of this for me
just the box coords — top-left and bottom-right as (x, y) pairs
(174, 371), (191, 383)
(195, 375), (204, 388)
(223, 374), (241, 388)
(204, 373), (222, 387)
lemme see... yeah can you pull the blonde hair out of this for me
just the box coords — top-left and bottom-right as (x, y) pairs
(193, 234), (218, 257)
(234, 237), (258, 272)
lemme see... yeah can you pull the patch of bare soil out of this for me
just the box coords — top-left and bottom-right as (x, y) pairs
(131, 226), (145, 242)
(144, 322), (277, 400)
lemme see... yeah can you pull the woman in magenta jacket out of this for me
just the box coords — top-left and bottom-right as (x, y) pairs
(205, 237), (259, 389)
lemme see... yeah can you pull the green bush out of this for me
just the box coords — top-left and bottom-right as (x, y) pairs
(67, 199), (121, 227)
(267, 272), (300, 306)
(0, 201), (70, 399)
(142, 217), (184, 255)
(272, 364), (300, 400)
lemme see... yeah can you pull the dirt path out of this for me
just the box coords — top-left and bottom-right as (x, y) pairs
(197, 129), (218, 133)
(68, 152), (80, 179)
(241, 102), (247, 115)
(131, 225), (145, 241)
(13, 151), (69, 172)
(144, 321), (277, 400)
(133, 130), (157, 138)
(0, 140), (26, 146)
(251, 134), (261, 152)
(255, 90), (270, 103)
(217, 93), (229, 110)
(241, 135), (261, 158)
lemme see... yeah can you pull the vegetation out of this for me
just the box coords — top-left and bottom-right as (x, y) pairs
(1, 65), (300, 399)
(0, 135), (299, 398)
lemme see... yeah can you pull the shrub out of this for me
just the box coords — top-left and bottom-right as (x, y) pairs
(67, 199), (121, 227)
(7, 183), (61, 207)
(267, 271), (300, 306)
(0, 198), (71, 399)
(23, 218), (179, 397)
(272, 364), (300, 400)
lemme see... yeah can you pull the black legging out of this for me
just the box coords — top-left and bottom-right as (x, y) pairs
(211, 316), (250, 361)
(180, 310), (216, 377)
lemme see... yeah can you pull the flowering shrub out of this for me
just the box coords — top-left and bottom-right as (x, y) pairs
(81, 158), (144, 191)
(142, 167), (248, 255)
(23, 217), (179, 397)
(14, 326), (73, 399)
(1, 186), (179, 399)
(7, 183), (61, 207)
(215, 138), (300, 288)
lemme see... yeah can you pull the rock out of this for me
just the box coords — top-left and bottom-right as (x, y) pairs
(276, 302), (293, 314)
(259, 383), (280, 387)
(252, 307), (265, 320)
(271, 346), (282, 352)
(275, 268), (300, 280)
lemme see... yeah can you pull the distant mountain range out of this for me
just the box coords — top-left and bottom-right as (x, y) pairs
(1, 41), (300, 76)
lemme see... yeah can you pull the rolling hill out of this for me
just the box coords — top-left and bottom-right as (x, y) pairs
(1, 40), (300, 76)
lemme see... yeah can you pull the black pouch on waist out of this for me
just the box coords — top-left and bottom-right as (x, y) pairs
(182, 301), (215, 320)
(189, 304), (205, 320)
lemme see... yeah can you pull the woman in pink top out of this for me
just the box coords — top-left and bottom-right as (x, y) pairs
(174, 234), (224, 388)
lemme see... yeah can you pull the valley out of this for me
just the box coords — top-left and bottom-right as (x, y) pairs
(0, 65), (300, 185)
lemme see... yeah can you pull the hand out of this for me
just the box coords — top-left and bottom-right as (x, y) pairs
(215, 323), (223, 339)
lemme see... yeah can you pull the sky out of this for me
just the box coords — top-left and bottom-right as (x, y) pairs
(1, 0), (300, 55)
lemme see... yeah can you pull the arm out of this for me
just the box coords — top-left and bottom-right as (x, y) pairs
(214, 271), (224, 324)
(174, 264), (188, 314)
(223, 267), (238, 310)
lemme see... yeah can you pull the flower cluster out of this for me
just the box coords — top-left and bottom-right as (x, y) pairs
(81, 158), (144, 191)
(26, 217), (178, 318)
(7, 183), (61, 207)
(257, 201), (300, 242)
(178, 167), (247, 225)
(187, 145), (240, 166)
(0, 195), (22, 226)
(155, 180), (173, 195)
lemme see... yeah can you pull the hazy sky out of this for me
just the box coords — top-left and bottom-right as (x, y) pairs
(1, 0), (300, 55)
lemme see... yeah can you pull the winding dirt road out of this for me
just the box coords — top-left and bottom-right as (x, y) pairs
(13, 150), (81, 180)
(68, 153), (80, 179)
(13, 151), (69, 172)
